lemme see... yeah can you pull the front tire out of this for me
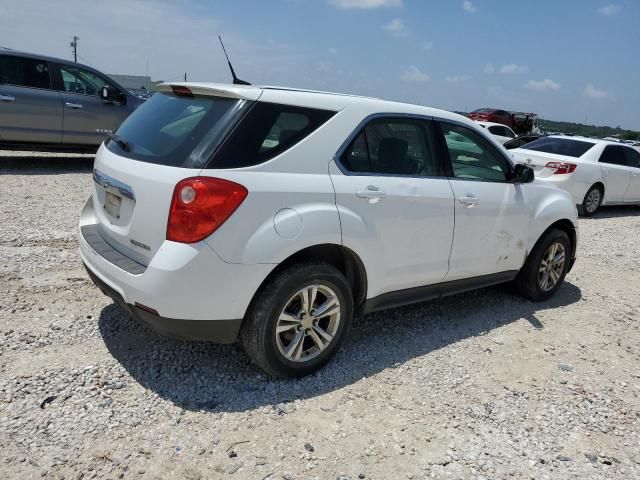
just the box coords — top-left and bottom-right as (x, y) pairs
(240, 261), (353, 378)
(578, 185), (602, 217)
(514, 229), (571, 302)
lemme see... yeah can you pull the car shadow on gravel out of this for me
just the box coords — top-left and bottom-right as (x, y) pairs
(98, 280), (581, 413)
(588, 205), (640, 219)
(0, 155), (94, 174)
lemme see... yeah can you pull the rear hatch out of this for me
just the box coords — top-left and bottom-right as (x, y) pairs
(90, 84), (259, 265)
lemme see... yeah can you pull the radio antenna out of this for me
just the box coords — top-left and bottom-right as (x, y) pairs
(218, 36), (251, 86)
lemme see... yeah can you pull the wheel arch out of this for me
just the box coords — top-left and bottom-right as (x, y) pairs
(531, 219), (578, 272)
(246, 243), (368, 318)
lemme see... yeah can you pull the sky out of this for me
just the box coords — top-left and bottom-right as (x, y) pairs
(1, 0), (639, 129)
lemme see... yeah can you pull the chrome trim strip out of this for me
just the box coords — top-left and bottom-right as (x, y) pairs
(93, 169), (136, 200)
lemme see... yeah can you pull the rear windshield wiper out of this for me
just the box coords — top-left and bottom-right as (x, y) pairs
(107, 133), (131, 152)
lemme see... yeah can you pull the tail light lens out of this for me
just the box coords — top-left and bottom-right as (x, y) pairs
(167, 177), (248, 243)
(545, 161), (577, 174)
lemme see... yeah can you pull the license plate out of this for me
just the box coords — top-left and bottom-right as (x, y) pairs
(104, 192), (122, 218)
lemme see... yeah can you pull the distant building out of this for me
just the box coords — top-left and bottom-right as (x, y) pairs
(108, 74), (152, 96)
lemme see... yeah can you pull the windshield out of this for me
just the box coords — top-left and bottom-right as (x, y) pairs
(105, 92), (247, 168)
(520, 137), (596, 158)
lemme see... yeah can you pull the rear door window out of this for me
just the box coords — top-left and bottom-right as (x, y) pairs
(339, 118), (443, 177)
(488, 125), (506, 136)
(600, 146), (628, 166)
(105, 92), (246, 168)
(209, 102), (336, 168)
(0, 55), (51, 89)
(623, 148), (640, 168)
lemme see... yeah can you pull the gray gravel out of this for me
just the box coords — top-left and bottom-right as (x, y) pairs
(1, 152), (639, 479)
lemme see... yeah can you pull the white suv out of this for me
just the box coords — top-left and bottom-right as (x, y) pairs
(79, 83), (578, 377)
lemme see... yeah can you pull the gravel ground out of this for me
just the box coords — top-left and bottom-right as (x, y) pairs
(1, 153), (639, 480)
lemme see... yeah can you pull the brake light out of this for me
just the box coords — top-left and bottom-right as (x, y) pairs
(171, 85), (193, 97)
(167, 177), (248, 243)
(545, 161), (577, 174)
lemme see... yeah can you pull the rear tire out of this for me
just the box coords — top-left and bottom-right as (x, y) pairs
(578, 185), (602, 217)
(240, 261), (353, 378)
(514, 228), (571, 302)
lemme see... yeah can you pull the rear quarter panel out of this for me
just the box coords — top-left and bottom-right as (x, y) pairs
(201, 106), (370, 265)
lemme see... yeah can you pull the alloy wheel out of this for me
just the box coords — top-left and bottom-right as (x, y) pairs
(537, 242), (566, 292)
(275, 285), (341, 362)
(585, 189), (601, 214)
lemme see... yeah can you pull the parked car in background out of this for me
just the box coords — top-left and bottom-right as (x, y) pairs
(80, 82), (578, 377)
(504, 133), (545, 150)
(0, 50), (143, 152)
(510, 136), (640, 216)
(468, 108), (516, 129)
(475, 121), (516, 145)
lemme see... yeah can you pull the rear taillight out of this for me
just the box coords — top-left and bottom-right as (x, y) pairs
(545, 161), (577, 174)
(167, 177), (248, 243)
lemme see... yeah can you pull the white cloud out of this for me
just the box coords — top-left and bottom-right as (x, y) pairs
(401, 66), (430, 82)
(583, 83), (614, 100)
(483, 63), (495, 74)
(328, 47), (338, 54)
(597, 4), (621, 16)
(524, 79), (561, 91)
(382, 18), (408, 37)
(421, 41), (434, 50)
(329, 0), (402, 8)
(462, 1), (477, 13)
(446, 75), (471, 83)
(500, 63), (529, 74)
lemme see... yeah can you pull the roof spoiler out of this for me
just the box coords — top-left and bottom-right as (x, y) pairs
(156, 82), (261, 101)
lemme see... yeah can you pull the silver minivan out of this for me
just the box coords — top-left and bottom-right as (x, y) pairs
(0, 50), (143, 152)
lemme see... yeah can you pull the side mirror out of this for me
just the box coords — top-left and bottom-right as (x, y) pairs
(514, 163), (535, 183)
(101, 85), (126, 104)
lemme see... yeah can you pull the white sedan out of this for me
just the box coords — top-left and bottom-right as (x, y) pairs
(510, 136), (640, 216)
(474, 121), (517, 145)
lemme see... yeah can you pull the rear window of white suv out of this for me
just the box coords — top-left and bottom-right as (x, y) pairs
(520, 137), (595, 158)
(106, 92), (247, 168)
(107, 93), (336, 169)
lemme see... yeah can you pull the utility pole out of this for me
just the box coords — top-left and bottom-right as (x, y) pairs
(184, 73), (187, 82)
(70, 36), (79, 63)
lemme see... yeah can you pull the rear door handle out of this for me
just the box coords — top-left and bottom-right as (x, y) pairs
(0, 94), (15, 102)
(356, 186), (386, 202)
(459, 195), (480, 207)
(65, 102), (83, 109)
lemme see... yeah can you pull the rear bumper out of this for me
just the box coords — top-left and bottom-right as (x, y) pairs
(84, 265), (241, 343)
(79, 195), (275, 341)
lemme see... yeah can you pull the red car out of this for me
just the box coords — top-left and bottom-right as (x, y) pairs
(468, 108), (516, 129)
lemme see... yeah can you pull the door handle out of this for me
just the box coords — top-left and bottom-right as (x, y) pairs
(356, 186), (386, 202)
(65, 102), (83, 109)
(459, 195), (480, 207)
(0, 94), (15, 102)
